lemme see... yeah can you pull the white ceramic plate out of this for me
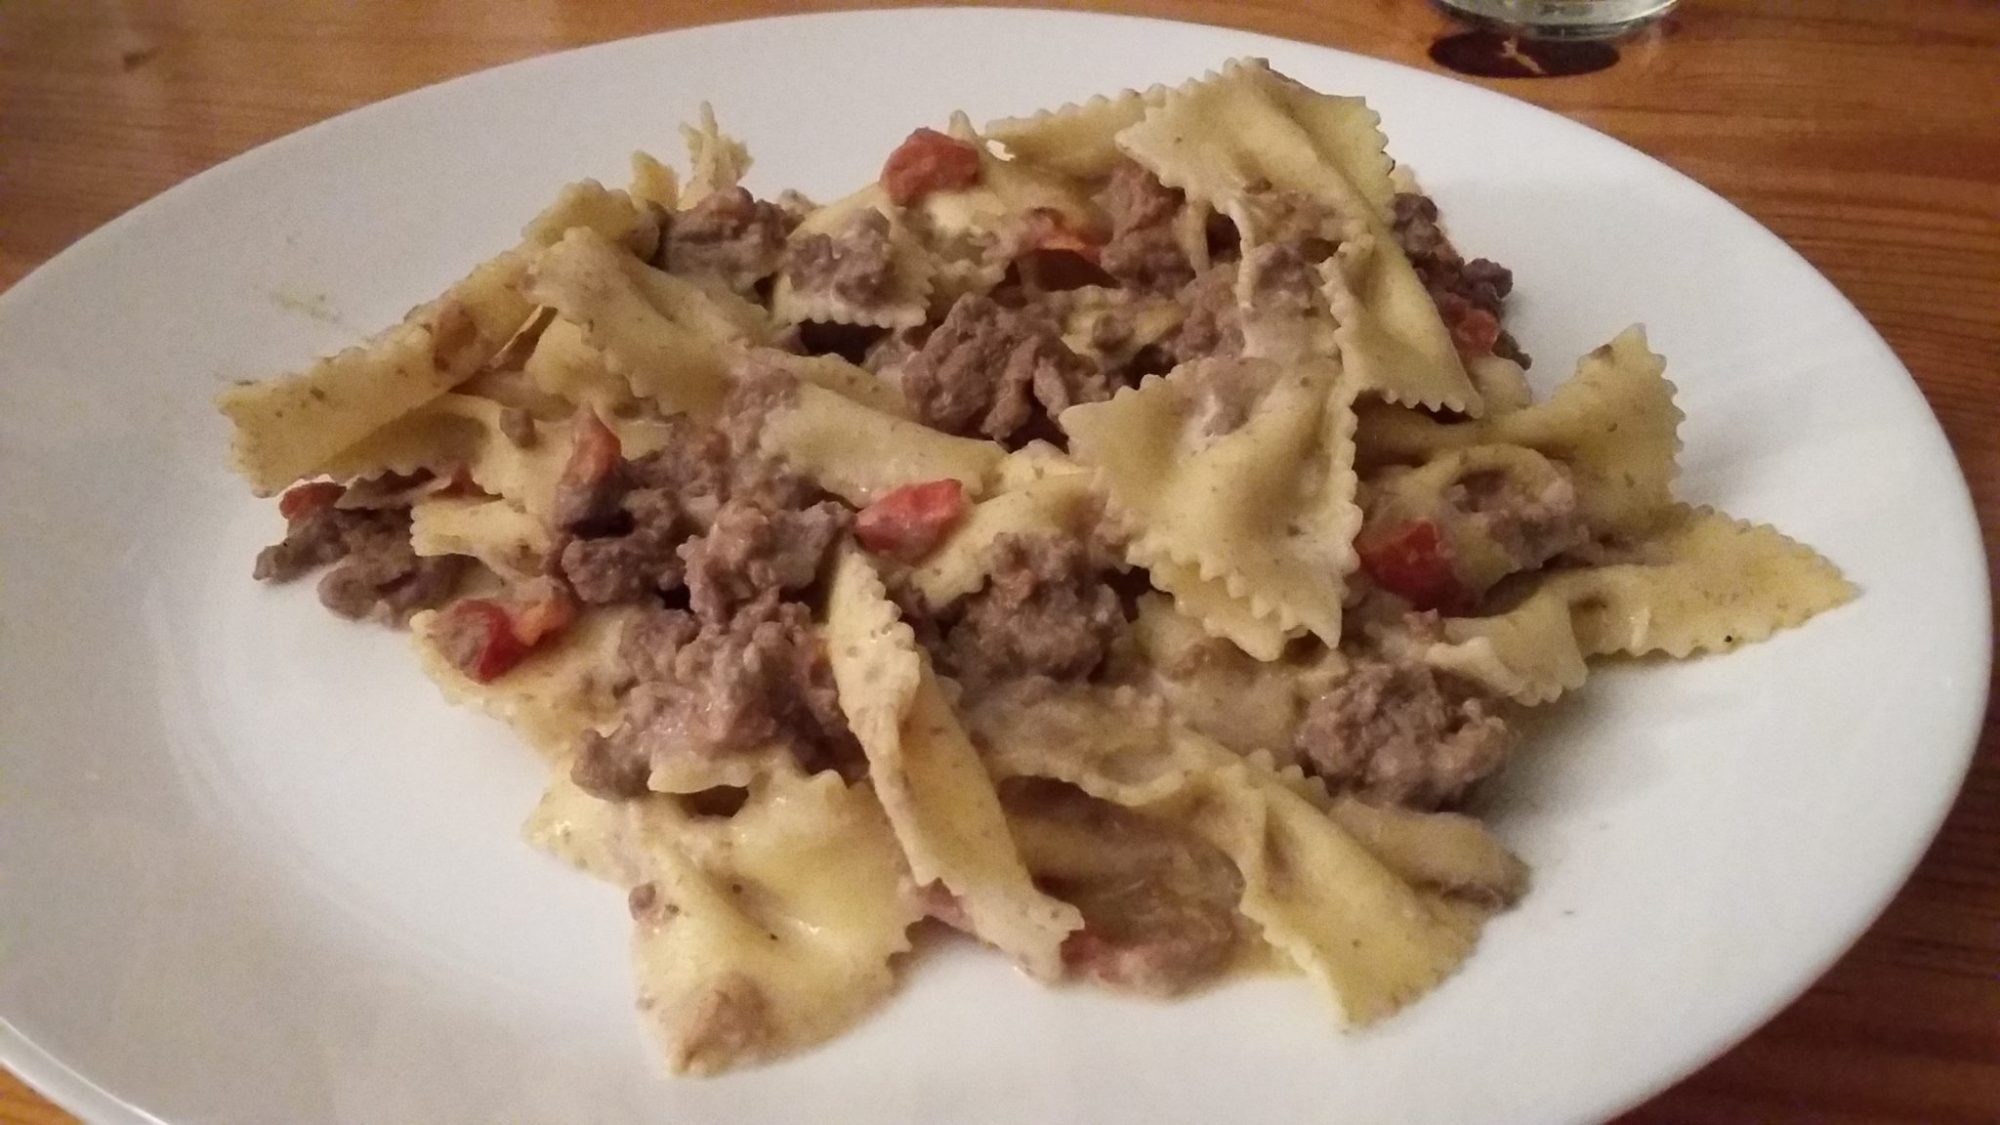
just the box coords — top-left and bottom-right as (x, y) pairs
(0, 10), (1986, 1125)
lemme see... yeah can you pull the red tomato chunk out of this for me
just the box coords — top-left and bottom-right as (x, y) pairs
(437, 580), (579, 683)
(854, 479), (970, 562)
(277, 481), (344, 521)
(880, 128), (982, 206)
(1356, 518), (1471, 615)
(437, 599), (529, 683)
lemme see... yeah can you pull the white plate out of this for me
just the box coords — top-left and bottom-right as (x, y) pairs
(0, 10), (1986, 1125)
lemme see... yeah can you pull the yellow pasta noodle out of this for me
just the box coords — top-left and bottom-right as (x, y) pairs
(1550, 504), (1855, 658)
(527, 227), (772, 421)
(966, 687), (1491, 1023)
(1358, 326), (1682, 536)
(824, 551), (1082, 978)
(678, 103), (754, 207)
(408, 494), (553, 581)
(985, 85), (1166, 180)
(521, 314), (640, 415)
(525, 770), (922, 1075)
(758, 382), (1003, 506)
(1114, 62), (1480, 414)
(1062, 356), (1361, 652)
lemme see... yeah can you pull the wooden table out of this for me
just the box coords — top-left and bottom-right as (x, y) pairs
(3, 1), (1995, 1121)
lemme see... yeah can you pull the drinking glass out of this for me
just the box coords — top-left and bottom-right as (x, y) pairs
(1432, 0), (1680, 38)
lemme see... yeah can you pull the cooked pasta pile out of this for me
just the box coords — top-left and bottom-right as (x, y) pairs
(219, 60), (1853, 1075)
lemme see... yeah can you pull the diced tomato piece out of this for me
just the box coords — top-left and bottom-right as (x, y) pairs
(1450, 306), (1502, 357)
(1356, 518), (1471, 614)
(508, 578), (578, 647)
(854, 479), (970, 562)
(277, 481), (344, 521)
(438, 599), (530, 683)
(1021, 207), (1103, 264)
(880, 128), (982, 206)
(560, 409), (622, 494)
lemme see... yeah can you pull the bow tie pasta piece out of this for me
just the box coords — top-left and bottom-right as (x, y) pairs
(629, 150), (679, 212)
(1409, 588), (1592, 706)
(527, 227), (774, 420)
(678, 102), (754, 208)
(1144, 555), (1300, 661)
(317, 394), (679, 523)
(1318, 796), (1529, 908)
(1113, 61), (1480, 415)
(521, 180), (665, 260)
(769, 186), (936, 330)
(1241, 61), (1398, 225)
(219, 182), (659, 495)
(967, 685), (1498, 1025)
(825, 551), (1083, 978)
(1552, 504), (1855, 658)
(1062, 355), (1362, 653)
(1395, 505), (1852, 703)
(984, 85), (1168, 181)
(410, 604), (638, 760)
(521, 314), (641, 416)
(755, 381), (1003, 507)
(1359, 326), (1683, 537)
(524, 771), (922, 1075)
(409, 494), (552, 582)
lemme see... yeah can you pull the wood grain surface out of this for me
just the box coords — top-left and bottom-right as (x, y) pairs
(3, 2), (1996, 1122)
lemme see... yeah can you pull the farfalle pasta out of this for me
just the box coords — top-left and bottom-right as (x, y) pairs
(219, 62), (1853, 1075)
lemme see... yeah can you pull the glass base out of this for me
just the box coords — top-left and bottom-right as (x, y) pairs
(1432, 0), (1679, 40)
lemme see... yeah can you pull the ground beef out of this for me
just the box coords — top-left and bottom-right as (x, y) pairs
(680, 498), (850, 624)
(1293, 655), (1514, 809)
(553, 403), (825, 608)
(569, 598), (855, 799)
(255, 504), (466, 623)
(1097, 160), (1194, 294)
(318, 514), (468, 623)
(1167, 264), (1245, 364)
(663, 187), (792, 292)
(942, 533), (1125, 683)
(785, 208), (898, 308)
(1391, 191), (1530, 367)
(900, 293), (1105, 441)
(1449, 466), (1585, 579)
(632, 414), (738, 524)
(253, 505), (358, 583)
(560, 487), (689, 605)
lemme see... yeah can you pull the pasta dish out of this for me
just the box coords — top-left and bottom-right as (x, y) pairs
(218, 60), (1852, 1075)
